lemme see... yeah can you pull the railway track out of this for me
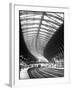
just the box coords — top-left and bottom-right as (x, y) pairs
(28, 67), (64, 79)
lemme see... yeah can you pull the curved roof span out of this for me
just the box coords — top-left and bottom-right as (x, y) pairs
(19, 10), (64, 61)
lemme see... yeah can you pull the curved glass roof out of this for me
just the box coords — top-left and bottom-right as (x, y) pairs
(19, 11), (64, 60)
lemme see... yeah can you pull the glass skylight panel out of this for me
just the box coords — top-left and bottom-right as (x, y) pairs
(24, 37), (36, 43)
(20, 12), (42, 18)
(40, 28), (54, 34)
(23, 15), (42, 19)
(55, 14), (64, 20)
(22, 30), (38, 34)
(42, 20), (49, 25)
(21, 20), (40, 25)
(44, 15), (50, 20)
(24, 31), (37, 35)
(21, 24), (39, 29)
(39, 39), (48, 44)
(22, 23), (39, 26)
(46, 13), (64, 20)
(39, 32), (52, 37)
(46, 13), (57, 17)
(44, 15), (61, 25)
(23, 35), (36, 41)
(22, 17), (41, 21)
(38, 37), (49, 41)
(55, 13), (64, 19)
(44, 15), (54, 22)
(26, 31), (37, 34)
(22, 26), (39, 30)
(20, 14), (38, 19)
(22, 29), (38, 33)
(22, 11), (42, 15)
(38, 37), (45, 41)
(38, 37), (48, 42)
(42, 21), (59, 29)
(41, 25), (56, 32)
(42, 24), (58, 30)
(23, 32), (38, 36)
(38, 35), (50, 42)
(49, 16), (63, 24)
(24, 34), (36, 38)
(22, 29), (38, 32)
(21, 19), (40, 23)
(41, 24), (56, 31)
